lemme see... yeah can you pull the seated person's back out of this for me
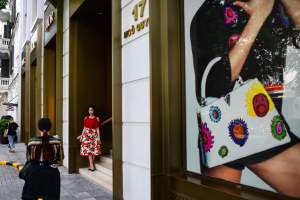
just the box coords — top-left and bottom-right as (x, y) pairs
(20, 118), (64, 200)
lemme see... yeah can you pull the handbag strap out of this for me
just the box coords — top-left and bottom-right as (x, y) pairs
(200, 57), (246, 107)
(200, 57), (222, 106)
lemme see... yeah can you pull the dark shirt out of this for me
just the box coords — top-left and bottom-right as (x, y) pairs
(190, 0), (300, 106)
(7, 122), (18, 136)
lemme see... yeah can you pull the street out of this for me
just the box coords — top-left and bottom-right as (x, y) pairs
(0, 143), (112, 200)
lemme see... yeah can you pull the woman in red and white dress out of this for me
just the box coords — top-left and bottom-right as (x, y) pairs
(77, 106), (111, 171)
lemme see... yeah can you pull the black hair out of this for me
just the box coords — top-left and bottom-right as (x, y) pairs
(38, 118), (52, 133)
(38, 118), (52, 157)
(88, 106), (95, 110)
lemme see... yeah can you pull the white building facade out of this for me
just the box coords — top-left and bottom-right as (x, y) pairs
(0, 4), (11, 119)
(9, 0), (44, 139)
(8, 0), (152, 199)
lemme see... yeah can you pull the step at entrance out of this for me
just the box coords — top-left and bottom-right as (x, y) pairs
(79, 156), (113, 191)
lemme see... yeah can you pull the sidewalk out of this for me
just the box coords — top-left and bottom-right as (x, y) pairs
(0, 143), (112, 200)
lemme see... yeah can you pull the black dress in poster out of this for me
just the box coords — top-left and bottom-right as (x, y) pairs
(185, 0), (300, 197)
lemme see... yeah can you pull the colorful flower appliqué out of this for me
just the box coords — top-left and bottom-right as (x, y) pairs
(224, 7), (238, 25)
(252, 93), (269, 117)
(200, 123), (214, 152)
(209, 106), (222, 123)
(246, 81), (274, 117)
(271, 115), (287, 141)
(228, 119), (249, 147)
(218, 146), (229, 158)
(228, 34), (240, 49)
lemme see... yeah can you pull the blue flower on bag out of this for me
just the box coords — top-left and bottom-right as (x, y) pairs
(209, 106), (222, 123)
(228, 119), (249, 147)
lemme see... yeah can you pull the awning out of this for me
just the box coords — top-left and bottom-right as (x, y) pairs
(2, 102), (18, 107)
(5, 107), (14, 111)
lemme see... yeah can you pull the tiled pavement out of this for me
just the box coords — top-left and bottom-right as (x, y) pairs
(0, 143), (112, 200)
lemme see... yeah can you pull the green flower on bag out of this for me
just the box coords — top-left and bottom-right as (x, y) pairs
(271, 115), (287, 141)
(218, 146), (228, 158)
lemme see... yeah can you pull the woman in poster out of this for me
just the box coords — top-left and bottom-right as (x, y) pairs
(191, 0), (300, 197)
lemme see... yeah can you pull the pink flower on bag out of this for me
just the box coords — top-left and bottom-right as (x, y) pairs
(200, 123), (214, 152)
(224, 7), (238, 25)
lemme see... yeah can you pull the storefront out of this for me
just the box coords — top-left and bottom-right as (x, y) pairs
(29, 24), (43, 139)
(16, 0), (300, 199)
(21, 22), (43, 143)
(43, 2), (63, 136)
(67, 0), (114, 191)
(20, 48), (26, 143)
(149, 0), (300, 199)
(62, 0), (300, 199)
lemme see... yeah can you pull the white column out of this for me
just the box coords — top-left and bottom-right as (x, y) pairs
(62, 0), (70, 168)
(121, 0), (151, 199)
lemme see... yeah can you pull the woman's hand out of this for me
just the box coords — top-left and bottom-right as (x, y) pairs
(234, 0), (274, 22)
(76, 135), (81, 140)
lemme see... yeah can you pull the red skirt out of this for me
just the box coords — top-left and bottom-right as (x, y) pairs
(80, 128), (101, 156)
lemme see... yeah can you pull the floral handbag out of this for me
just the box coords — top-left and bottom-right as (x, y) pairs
(198, 57), (291, 168)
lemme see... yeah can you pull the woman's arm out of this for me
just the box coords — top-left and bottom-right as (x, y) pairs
(96, 128), (100, 141)
(230, 0), (274, 81)
(77, 117), (87, 140)
(190, 0), (274, 99)
(281, 0), (300, 29)
(77, 127), (85, 140)
(101, 117), (112, 126)
(96, 117), (101, 136)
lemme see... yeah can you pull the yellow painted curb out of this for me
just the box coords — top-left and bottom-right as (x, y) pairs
(0, 160), (7, 165)
(0, 160), (24, 171)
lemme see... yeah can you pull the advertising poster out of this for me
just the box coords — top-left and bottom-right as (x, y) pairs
(184, 0), (300, 197)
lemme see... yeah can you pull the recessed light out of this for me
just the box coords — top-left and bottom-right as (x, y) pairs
(97, 12), (103, 15)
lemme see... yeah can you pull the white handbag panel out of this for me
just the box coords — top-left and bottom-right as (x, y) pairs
(200, 79), (291, 168)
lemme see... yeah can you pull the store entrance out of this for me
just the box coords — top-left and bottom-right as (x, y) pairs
(29, 61), (36, 138)
(21, 73), (25, 142)
(44, 36), (57, 134)
(70, 0), (112, 191)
